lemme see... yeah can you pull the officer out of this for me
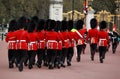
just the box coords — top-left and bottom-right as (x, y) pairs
(74, 19), (86, 62)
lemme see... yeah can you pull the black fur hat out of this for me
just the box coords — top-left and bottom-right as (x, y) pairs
(17, 16), (27, 29)
(61, 20), (67, 31)
(76, 19), (84, 30)
(45, 19), (51, 30)
(8, 19), (18, 32)
(48, 20), (56, 31)
(55, 21), (61, 32)
(36, 19), (45, 32)
(67, 20), (73, 31)
(28, 20), (36, 32)
(90, 18), (97, 29)
(99, 21), (107, 29)
(31, 16), (39, 23)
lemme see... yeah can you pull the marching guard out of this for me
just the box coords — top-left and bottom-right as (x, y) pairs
(98, 21), (110, 63)
(5, 19), (18, 68)
(86, 18), (98, 61)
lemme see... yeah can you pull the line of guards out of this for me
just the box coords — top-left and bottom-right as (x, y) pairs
(5, 16), (119, 72)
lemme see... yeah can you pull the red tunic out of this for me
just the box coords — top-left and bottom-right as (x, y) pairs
(5, 31), (16, 50)
(61, 31), (70, 48)
(57, 32), (63, 50)
(15, 30), (29, 50)
(68, 31), (75, 47)
(28, 32), (38, 51)
(98, 30), (109, 47)
(74, 29), (85, 45)
(37, 30), (46, 49)
(46, 31), (60, 50)
(86, 28), (99, 44)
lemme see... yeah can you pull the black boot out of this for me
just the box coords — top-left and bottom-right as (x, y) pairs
(100, 58), (103, 63)
(76, 57), (80, 62)
(18, 64), (23, 72)
(36, 63), (41, 68)
(28, 65), (33, 69)
(48, 64), (53, 69)
(61, 64), (65, 68)
(91, 56), (94, 61)
(9, 61), (14, 68)
(67, 62), (71, 66)
(9, 63), (14, 68)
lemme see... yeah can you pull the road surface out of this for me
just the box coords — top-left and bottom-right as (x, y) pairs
(0, 41), (120, 79)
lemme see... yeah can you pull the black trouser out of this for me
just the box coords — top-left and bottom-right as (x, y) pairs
(47, 49), (57, 67)
(8, 49), (16, 67)
(55, 50), (62, 66)
(77, 45), (83, 61)
(82, 44), (86, 54)
(28, 50), (36, 66)
(16, 50), (27, 69)
(90, 44), (97, 59)
(37, 49), (45, 66)
(99, 46), (107, 60)
(67, 47), (74, 63)
(112, 42), (118, 54)
(61, 48), (68, 65)
(24, 51), (28, 66)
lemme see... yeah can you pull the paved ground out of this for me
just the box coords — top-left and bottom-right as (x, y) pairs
(0, 41), (120, 79)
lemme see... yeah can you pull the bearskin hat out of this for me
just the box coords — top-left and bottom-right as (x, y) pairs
(48, 20), (56, 31)
(45, 19), (51, 30)
(8, 19), (18, 32)
(36, 19), (45, 32)
(67, 20), (73, 31)
(76, 19), (84, 30)
(28, 20), (36, 32)
(99, 21), (107, 29)
(31, 16), (39, 23)
(61, 20), (67, 31)
(17, 16), (27, 29)
(90, 18), (97, 29)
(55, 21), (61, 32)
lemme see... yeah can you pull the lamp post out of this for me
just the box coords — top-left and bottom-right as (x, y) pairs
(115, 0), (120, 30)
(72, 0), (74, 21)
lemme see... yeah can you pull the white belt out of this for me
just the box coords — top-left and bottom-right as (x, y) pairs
(58, 41), (62, 43)
(99, 39), (106, 41)
(47, 40), (57, 43)
(8, 41), (16, 43)
(64, 39), (69, 42)
(39, 40), (45, 42)
(29, 41), (36, 44)
(17, 40), (26, 42)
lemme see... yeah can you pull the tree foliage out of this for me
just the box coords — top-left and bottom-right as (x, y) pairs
(0, 0), (117, 23)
